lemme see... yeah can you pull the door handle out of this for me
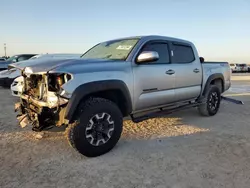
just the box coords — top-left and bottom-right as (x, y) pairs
(193, 68), (200, 73)
(165, 69), (175, 75)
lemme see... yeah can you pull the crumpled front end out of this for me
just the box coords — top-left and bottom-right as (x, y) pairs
(15, 69), (72, 131)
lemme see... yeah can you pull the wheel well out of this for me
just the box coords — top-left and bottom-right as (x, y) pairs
(81, 90), (130, 117)
(210, 78), (224, 93)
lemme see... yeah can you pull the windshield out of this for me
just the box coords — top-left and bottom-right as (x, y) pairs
(6, 55), (17, 61)
(81, 38), (139, 60)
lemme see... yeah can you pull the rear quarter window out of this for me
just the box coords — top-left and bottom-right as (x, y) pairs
(172, 44), (195, 63)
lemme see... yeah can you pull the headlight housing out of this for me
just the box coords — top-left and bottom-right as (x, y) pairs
(47, 73), (72, 93)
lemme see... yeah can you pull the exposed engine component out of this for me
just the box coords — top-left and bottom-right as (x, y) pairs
(24, 74), (44, 99)
(16, 72), (71, 131)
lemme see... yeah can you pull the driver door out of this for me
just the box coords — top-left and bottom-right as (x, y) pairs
(132, 40), (176, 111)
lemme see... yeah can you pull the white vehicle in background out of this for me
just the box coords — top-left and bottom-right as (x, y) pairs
(238, 64), (248, 72)
(247, 64), (250, 72)
(8, 53), (82, 96)
(11, 76), (24, 97)
(229, 63), (236, 72)
(230, 63), (240, 73)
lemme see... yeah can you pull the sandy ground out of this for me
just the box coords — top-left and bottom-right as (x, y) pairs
(1, 76), (250, 188)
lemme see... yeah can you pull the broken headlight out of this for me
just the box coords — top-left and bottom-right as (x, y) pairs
(47, 73), (72, 93)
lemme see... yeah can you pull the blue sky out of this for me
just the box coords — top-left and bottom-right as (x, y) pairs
(1, 0), (250, 63)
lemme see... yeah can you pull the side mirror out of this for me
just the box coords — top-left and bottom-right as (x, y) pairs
(12, 59), (17, 63)
(199, 57), (205, 63)
(136, 51), (159, 63)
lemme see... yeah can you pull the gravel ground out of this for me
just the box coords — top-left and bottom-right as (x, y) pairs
(1, 83), (250, 188)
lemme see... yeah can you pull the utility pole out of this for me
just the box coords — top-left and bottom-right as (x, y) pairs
(4, 43), (6, 57)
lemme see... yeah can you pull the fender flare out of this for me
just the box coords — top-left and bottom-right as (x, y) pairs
(64, 80), (132, 122)
(202, 73), (225, 96)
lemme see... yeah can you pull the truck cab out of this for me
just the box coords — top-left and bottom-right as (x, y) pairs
(131, 38), (203, 111)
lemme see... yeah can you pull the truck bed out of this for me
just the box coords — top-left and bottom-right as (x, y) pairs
(202, 61), (231, 93)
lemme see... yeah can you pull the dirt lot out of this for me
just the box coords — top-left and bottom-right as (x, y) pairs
(1, 79), (250, 188)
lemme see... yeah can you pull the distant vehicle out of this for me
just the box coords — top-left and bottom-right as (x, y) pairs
(0, 54), (37, 71)
(229, 63), (243, 73)
(0, 58), (6, 61)
(1, 53), (81, 88)
(11, 76), (23, 97)
(230, 63), (238, 73)
(247, 64), (250, 72)
(239, 64), (248, 72)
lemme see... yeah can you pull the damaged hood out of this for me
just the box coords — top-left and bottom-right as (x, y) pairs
(10, 58), (113, 73)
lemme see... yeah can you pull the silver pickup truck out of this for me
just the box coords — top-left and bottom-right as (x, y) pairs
(13, 35), (231, 157)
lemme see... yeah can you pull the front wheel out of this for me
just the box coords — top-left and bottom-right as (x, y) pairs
(198, 85), (221, 116)
(65, 97), (123, 157)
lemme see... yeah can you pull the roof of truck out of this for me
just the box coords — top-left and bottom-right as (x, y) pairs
(104, 35), (193, 45)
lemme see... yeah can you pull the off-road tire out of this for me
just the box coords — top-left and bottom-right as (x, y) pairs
(198, 85), (221, 116)
(65, 97), (123, 157)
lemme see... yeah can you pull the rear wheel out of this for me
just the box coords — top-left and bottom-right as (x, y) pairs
(198, 85), (221, 116)
(65, 97), (123, 157)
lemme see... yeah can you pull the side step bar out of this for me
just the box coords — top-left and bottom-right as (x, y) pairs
(221, 96), (244, 105)
(131, 102), (203, 123)
(131, 96), (244, 123)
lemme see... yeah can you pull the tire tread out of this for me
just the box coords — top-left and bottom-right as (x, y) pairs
(65, 97), (123, 157)
(198, 85), (221, 116)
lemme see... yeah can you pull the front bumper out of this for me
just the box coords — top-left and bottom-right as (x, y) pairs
(16, 94), (69, 131)
(20, 94), (68, 108)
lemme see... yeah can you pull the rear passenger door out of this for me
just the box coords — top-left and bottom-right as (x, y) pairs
(170, 42), (202, 101)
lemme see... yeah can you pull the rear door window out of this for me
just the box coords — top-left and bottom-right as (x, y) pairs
(172, 43), (195, 63)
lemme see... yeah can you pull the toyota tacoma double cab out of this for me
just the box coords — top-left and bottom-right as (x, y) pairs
(13, 35), (231, 157)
